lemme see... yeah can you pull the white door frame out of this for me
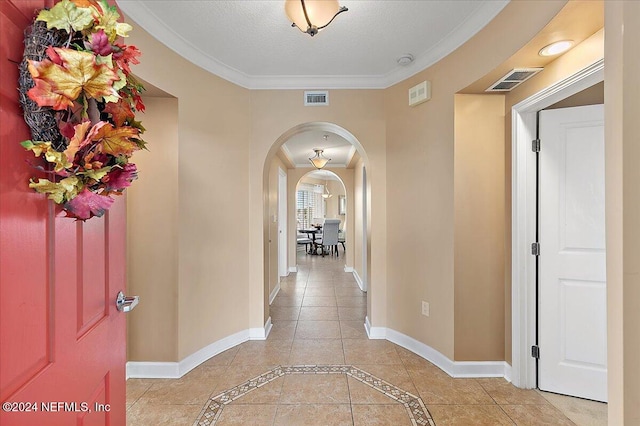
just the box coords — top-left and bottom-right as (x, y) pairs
(278, 167), (287, 278)
(511, 59), (603, 388)
(361, 167), (368, 292)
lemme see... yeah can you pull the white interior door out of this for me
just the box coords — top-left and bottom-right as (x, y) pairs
(538, 104), (607, 402)
(278, 168), (287, 278)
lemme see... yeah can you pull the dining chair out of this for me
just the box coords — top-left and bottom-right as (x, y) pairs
(314, 219), (340, 257)
(297, 232), (312, 253)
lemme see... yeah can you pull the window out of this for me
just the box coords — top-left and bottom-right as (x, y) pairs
(296, 184), (325, 229)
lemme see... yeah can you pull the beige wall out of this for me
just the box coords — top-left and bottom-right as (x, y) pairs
(546, 81), (603, 110)
(384, 0), (565, 360)
(453, 94), (505, 361)
(503, 28), (605, 364)
(267, 155), (288, 302)
(127, 97), (179, 362)
(126, 25), (252, 360)
(605, 2), (640, 423)
(325, 180), (346, 220)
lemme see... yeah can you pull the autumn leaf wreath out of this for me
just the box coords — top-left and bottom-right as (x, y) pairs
(18, 0), (146, 220)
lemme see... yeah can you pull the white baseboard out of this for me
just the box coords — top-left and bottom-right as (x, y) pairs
(346, 268), (365, 292)
(288, 266), (298, 273)
(364, 320), (511, 380)
(365, 316), (386, 339)
(125, 361), (180, 379)
(264, 317), (273, 338)
(269, 283), (281, 305)
(127, 318), (273, 379)
(127, 319), (510, 381)
(504, 362), (512, 383)
(250, 317), (272, 340)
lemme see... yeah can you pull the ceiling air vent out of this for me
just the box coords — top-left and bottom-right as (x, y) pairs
(304, 90), (329, 106)
(486, 68), (543, 92)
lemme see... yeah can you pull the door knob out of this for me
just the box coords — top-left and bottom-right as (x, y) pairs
(116, 291), (139, 313)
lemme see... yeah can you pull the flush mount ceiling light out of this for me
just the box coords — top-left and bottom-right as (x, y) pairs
(309, 136), (331, 169)
(539, 40), (574, 57)
(309, 148), (331, 169)
(285, 0), (348, 37)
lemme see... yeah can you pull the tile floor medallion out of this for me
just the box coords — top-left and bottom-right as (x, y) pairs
(194, 365), (435, 426)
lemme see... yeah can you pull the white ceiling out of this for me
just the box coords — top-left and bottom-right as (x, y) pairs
(281, 131), (354, 168)
(117, 0), (509, 89)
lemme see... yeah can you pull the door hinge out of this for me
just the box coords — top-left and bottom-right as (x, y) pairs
(531, 345), (540, 359)
(532, 139), (541, 152)
(531, 242), (540, 256)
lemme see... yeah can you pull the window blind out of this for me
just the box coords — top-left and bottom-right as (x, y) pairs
(296, 184), (326, 229)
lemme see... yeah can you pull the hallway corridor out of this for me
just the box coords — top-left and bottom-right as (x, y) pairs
(126, 252), (605, 425)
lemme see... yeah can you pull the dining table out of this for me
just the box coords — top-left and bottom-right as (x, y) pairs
(300, 226), (322, 254)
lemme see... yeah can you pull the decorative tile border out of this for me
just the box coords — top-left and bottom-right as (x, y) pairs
(194, 364), (435, 426)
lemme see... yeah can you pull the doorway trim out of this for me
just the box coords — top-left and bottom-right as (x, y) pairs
(360, 166), (368, 292)
(278, 167), (288, 280)
(511, 58), (603, 388)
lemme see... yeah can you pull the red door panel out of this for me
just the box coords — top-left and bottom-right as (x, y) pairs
(78, 218), (108, 337)
(1, 1), (127, 425)
(0, 0), (51, 402)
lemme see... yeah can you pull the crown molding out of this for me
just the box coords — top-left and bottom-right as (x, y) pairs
(117, 0), (508, 90)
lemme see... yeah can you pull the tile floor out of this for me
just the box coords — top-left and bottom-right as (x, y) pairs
(127, 249), (607, 425)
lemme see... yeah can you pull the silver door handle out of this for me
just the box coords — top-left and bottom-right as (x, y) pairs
(116, 291), (139, 313)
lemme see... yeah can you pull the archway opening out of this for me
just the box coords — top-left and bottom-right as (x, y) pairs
(294, 170), (347, 257)
(261, 122), (372, 336)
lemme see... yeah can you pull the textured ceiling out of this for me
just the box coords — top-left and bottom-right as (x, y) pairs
(117, 0), (508, 89)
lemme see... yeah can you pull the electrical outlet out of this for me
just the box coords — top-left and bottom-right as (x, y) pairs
(421, 301), (430, 317)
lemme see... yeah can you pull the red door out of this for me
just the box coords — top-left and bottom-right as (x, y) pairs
(1, 1), (127, 425)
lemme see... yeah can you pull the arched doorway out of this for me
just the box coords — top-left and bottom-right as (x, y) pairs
(294, 169), (347, 259)
(261, 122), (372, 336)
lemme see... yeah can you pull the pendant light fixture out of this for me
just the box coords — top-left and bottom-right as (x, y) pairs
(284, 0), (348, 37)
(309, 135), (332, 169)
(309, 148), (331, 169)
(322, 179), (332, 199)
